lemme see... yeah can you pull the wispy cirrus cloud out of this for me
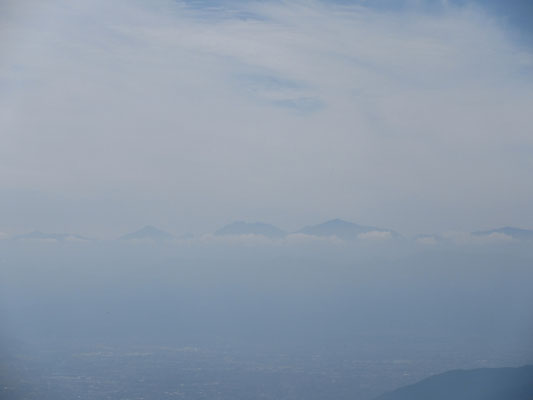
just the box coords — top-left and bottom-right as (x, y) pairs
(0, 0), (532, 236)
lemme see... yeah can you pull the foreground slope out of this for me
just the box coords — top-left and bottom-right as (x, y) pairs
(376, 365), (533, 400)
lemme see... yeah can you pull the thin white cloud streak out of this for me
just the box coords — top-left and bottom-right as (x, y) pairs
(441, 231), (514, 245)
(415, 235), (438, 245)
(357, 230), (392, 240)
(0, 0), (532, 235)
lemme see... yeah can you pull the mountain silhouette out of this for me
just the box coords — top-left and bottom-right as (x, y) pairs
(375, 365), (533, 400)
(472, 226), (533, 240)
(297, 219), (396, 240)
(13, 231), (89, 242)
(215, 221), (286, 238)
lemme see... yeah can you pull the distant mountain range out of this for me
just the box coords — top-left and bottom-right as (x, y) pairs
(6, 223), (533, 243)
(472, 226), (533, 240)
(414, 226), (533, 244)
(215, 221), (286, 238)
(375, 365), (533, 400)
(119, 225), (174, 241)
(13, 231), (89, 242)
(298, 218), (397, 240)
(214, 219), (397, 240)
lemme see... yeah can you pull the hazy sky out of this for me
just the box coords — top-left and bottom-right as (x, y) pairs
(1, 0), (532, 237)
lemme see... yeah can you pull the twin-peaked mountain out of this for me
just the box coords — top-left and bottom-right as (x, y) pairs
(112, 219), (395, 241)
(214, 219), (397, 240)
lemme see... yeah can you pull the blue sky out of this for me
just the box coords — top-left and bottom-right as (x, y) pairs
(183, 0), (533, 42)
(0, 0), (532, 237)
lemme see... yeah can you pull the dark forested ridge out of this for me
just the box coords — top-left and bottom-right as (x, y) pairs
(376, 365), (533, 400)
